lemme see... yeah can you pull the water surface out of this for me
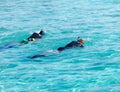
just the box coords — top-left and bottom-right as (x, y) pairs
(0, 0), (120, 92)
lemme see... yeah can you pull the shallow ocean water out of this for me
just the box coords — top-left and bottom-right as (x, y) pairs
(0, 0), (120, 92)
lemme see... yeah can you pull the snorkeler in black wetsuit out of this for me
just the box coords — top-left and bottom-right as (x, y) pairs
(0, 29), (45, 50)
(30, 37), (84, 59)
(57, 38), (84, 52)
(28, 29), (44, 41)
(20, 29), (45, 44)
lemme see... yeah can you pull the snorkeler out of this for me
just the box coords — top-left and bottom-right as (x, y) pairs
(20, 29), (45, 44)
(0, 29), (45, 50)
(57, 37), (84, 52)
(30, 37), (84, 59)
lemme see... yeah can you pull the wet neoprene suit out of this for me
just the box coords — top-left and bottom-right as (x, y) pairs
(0, 32), (44, 50)
(27, 32), (41, 40)
(30, 41), (84, 59)
(65, 41), (84, 48)
(21, 33), (42, 44)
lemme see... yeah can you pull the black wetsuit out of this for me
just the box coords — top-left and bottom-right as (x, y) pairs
(0, 32), (44, 51)
(30, 41), (84, 59)
(27, 32), (42, 41)
(20, 32), (43, 44)
(57, 41), (84, 52)
(65, 41), (84, 48)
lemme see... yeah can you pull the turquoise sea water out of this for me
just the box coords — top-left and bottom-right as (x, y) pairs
(0, 0), (120, 92)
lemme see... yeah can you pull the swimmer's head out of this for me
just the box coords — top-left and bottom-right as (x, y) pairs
(39, 29), (45, 35)
(57, 47), (65, 52)
(78, 39), (84, 44)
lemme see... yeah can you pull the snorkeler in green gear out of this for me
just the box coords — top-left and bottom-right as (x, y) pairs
(0, 29), (45, 50)
(20, 29), (45, 44)
(27, 29), (45, 41)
